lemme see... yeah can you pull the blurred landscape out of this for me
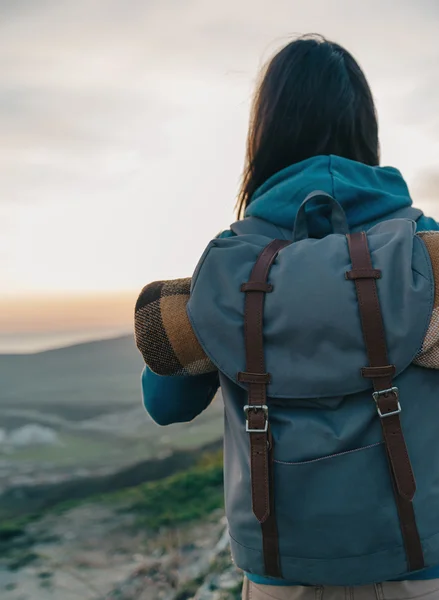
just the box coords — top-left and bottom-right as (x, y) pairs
(0, 336), (236, 600)
(0, 335), (223, 490)
(2, 0), (438, 598)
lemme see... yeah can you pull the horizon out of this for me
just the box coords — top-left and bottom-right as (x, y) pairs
(2, 0), (438, 352)
(0, 291), (136, 353)
(0, 330), (134, 356)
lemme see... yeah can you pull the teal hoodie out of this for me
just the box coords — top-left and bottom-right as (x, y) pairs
(242, 154), (437, 236)
(141, 155), (439, 584)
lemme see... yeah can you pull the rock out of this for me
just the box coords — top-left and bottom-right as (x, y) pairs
(217, 568), (242, 591)
(180, 526), (242, 600)
(214, 529), (230, 555)
(192, 576), (221, 600)
(133, 553), (145, 563)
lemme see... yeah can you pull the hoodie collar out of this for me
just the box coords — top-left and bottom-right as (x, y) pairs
(245, 155), (413, 237)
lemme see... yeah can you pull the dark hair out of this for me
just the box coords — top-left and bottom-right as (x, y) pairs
(236, 34), (380, 218)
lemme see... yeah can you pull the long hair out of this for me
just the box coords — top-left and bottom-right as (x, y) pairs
(236, 34), (380, 219)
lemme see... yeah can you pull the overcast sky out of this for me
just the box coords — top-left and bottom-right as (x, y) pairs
(1, 0), (438, 350)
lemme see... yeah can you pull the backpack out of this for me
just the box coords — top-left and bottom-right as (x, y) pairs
(187, 191), (439, 585)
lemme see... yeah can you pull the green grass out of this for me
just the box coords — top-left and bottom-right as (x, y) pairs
(105, 450), (225, 530)
(0, 449), (225, 561)
(0, 515), (36, 542)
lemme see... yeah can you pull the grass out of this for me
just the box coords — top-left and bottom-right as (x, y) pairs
(0, 449), (228, 598)
(0, 448), (225, 572)
(1, 449), (225, 533)
(105, 450), (225, 530)
(0, 515), (36, 542)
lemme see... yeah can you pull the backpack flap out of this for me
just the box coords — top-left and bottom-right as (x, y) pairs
(187, 218), (433, 399)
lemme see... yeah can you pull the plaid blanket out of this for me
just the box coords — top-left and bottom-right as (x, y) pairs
(135, 232), (439, 376)
(135, 278), (215, 376)
(414, 232), (439, 369)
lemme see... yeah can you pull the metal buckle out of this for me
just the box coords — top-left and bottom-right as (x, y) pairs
(243, 405), (268, 433)
(372, 387), (401, 418)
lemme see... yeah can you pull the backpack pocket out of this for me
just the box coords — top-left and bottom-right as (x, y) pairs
(273, 440), (402, 560)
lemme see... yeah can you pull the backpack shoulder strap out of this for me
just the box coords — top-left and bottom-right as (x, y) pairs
(237, 238), (292, 578)
(230, 217), (293, 240)
(346, 231), (424, 573)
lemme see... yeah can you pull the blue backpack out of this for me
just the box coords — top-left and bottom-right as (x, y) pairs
(187, 192), (439, 585)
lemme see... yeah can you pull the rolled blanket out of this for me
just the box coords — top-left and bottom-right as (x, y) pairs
(135, 232), (439, 375)
(134, 278), (216, 376)
(414, 231), (439, 369)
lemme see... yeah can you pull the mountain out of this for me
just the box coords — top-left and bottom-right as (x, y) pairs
(0, 335), (224, 486)
(0, 335), (144, 413)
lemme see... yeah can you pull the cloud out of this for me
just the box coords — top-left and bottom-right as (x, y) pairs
(0, 0), (439, 303)
(0, 74), (185, 206)
(410, 168), (439, 221)
(415, 0), (439, 15)
(413, 169), (439, 203)
(398, 78), (439, 135)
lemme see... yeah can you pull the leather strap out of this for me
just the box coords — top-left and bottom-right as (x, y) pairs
(237, 238), (291, 578)
(237, 372), (271, 384)
(346, 231), (424, 572)
(361, 365), (396, 379)
(241, 282), (274, 293)
(345, 268), (381, 280)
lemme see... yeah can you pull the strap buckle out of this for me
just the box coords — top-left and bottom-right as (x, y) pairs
(244, 405), (269, 433)
(373, 387), (401, 418)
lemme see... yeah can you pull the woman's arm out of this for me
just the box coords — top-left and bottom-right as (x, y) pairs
(141, 366), (219, 426)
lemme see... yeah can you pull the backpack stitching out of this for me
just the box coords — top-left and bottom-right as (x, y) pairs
(273, 442), (383, 465)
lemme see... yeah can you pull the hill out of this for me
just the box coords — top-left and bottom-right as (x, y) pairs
(0, 335), (144, 415)
(0, 337), (229, 599)
(0, 446), (240, 600)
(0, 335), (223, 486)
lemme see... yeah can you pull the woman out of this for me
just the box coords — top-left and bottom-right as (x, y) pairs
(137, 35), (439, 598)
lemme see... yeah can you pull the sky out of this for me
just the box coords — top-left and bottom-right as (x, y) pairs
(1, 0), (439, 352)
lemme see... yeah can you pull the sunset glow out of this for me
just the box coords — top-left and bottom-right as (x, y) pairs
(2, 0), (438, 351)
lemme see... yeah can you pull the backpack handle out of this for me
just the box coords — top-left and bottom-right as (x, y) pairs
(292, 191), (350, 242)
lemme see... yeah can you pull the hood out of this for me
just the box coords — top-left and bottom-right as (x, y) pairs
(245, 155), (414, 237)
